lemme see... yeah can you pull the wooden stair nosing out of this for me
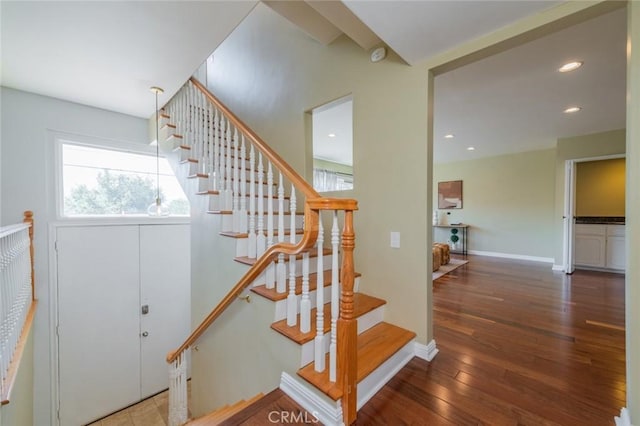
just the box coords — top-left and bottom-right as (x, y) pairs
(270, 293), (386, 345)
(220, 228), (304, 239)
(234, 247), (332, 266)
(251, 269), (362, 302)
(187, 393), (264, 425)
(296, 322), (416, 401)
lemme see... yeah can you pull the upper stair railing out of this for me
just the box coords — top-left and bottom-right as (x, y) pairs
(0, 211), (37, 405)
(163, 78), (359, 425)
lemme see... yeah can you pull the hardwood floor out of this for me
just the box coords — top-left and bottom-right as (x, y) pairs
(224, 255), (626, 425)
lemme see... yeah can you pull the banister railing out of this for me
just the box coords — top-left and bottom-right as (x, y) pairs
(163, 79), (358, 425)
(0, 211), (37, 405)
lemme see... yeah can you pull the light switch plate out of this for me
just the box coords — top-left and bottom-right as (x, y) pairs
(390, 232), (400, 248)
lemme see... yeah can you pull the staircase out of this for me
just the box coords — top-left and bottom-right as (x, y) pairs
(160, 78), (417, 426)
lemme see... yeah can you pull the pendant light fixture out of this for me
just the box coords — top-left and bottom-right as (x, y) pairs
(148, 86), (170, 217)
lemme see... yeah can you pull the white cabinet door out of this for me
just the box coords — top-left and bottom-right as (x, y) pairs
(57, 226), (141, 426)
(574, 234), (606, 267)
(606, 236), (626, 270)
(140, 224), (191, 398)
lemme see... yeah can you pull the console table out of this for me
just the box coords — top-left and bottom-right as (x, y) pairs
(433, 224), (469, 255)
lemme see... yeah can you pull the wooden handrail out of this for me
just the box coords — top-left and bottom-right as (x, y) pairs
(167, 206), (320, 363)
(189, 77), (321, 201)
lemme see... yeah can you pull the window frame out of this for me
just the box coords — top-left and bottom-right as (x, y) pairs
(53, 133), (189, 224)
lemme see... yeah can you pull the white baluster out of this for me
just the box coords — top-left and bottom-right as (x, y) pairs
(232, 128), (240, 232)
(239, 136), (248, 233)
(207, 105), (215, 190)
(224, 122), (233, 210)
(213, 109), (220, 192)
(247, 145), (257, 259)
(276, 173), (286, 294)
(300, 251), (311, 333)
(287, 186), (297, 326)
(168, 351), (188, 426)
(329, 211), (339, 382)
(256, 153), (266, 257)
(314, 218), (325, 372)
(218, 116), (226, 197)
(265, 162), (275, 289)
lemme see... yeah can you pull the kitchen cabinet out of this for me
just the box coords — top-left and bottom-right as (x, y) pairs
(575, 224), (625, 271)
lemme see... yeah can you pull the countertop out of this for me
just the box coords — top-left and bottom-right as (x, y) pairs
(575, 216), (625, 225)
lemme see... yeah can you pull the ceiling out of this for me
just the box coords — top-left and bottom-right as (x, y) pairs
(0, 1), (257, 118)
(0, 1), (627, 165)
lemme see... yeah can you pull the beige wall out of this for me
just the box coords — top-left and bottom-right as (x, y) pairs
(575, 158), (625, 217)
(434, 149), (556, 260)
(553, 129), (626, 264)
(193, 2), (430, 414)
(626, 2), (639, 420)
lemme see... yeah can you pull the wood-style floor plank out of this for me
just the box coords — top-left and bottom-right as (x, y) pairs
(217, 255), (626, 425)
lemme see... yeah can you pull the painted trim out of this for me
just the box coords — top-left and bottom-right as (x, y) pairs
(468, 250), (554, 264)
(415, 339), (439, 362)
(357, 339), (414, 410)
(48, 223), (60, 426)
(552, 264), (565, 272)
(614, 407), (633, 426)
(280, 372), (343, 426)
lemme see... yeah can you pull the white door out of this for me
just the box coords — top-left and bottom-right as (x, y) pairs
(140, 224), (191, 398)
(57, 226), (141, 426)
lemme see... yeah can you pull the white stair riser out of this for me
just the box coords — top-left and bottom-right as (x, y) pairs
(219, 211), (303, 232)
(356, 339), (415, 410)
(272, 276), (362, 322)
(235, 233), (304, 257)
(251, 255), (333, 286)
(209, 194), (291, 212)
(193, 175), (278, 194)
(298, 304), (384, 367)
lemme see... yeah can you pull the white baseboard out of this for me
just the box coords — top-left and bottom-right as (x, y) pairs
(357, 339), (414, 410)
(552, 264), (565, 271)
(414, 339), (439, 361)
(615, 407), (634, 426)
(280, 372), (344, 426)
(468, 250), (554, 264)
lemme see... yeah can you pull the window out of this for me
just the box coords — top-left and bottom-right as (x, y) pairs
(60, 142), (189, 217)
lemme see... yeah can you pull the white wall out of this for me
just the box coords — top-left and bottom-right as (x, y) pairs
(0, 87), (148, 424)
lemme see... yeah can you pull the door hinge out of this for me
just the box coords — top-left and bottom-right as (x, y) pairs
(56, 325), (60, 337)
(54, 240), (59, 252)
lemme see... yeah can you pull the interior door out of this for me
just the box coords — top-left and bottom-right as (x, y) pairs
(563, 160), (576, 274)
(139, 224), (191, 398)
(57, 225), (141, 425)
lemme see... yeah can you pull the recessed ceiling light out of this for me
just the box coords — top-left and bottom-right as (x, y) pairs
(558, 61), (583, 73)
(564, 106), (582, 113)
(444, 134), (455, 139)
(328, 133), (336, 138)
(467, 146), (475, 151)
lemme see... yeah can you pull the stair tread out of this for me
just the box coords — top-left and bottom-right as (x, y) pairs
(187, 393), (264, 425)
(234, 247), (332, 266)
(297, 322), (416, 401)
(251, 269), (362, 302)
(220, 228), (304, 239)
(271, 293), (386, 344)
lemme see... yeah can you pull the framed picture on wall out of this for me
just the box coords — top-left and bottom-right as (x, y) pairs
(438, 180), (463, 209)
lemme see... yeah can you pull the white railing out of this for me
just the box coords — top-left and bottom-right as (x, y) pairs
(0, 211), (35, 401)
(163, 79), (358, 425)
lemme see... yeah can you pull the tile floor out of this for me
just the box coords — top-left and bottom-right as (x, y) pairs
(88, 382), (191, 426)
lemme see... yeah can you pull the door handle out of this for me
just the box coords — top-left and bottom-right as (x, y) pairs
(141, 331), (149, 337)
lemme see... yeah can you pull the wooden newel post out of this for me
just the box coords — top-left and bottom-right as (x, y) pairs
(23, 211), (35, 300)
(338, 209), (357, 425)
